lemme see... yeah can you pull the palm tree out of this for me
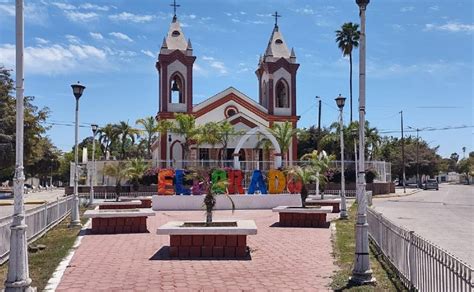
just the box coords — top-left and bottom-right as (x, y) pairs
(336, 22), (360, 122)
(98, 124), (118, 159)
(170, 113), (200, 161)
(301, 150), (334, 198)
(103, 161), (130, 201)
(114, 121), (140, 160)
(126, 158), (150, 190)
(216, 121), (243, 162)
(136, 116), (159, 159)
(286, 166), (316, 208)
(269, 121), (298, 164)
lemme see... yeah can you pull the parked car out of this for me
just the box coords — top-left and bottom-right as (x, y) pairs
(423, 179), (439, 190)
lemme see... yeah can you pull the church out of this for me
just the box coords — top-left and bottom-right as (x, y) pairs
(151, 11), (300, 169)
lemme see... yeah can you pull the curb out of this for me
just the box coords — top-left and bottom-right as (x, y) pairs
(373, 189), (422, 199)
(43, 219), (91, 291)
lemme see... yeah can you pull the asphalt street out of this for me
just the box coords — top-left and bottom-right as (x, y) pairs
(0, 189), (66, 220)
(372, 184), (474, 267)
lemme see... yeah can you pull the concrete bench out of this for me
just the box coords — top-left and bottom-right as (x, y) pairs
(84, 209), (155, 234)
(273, 206), (332, 228)
(120, 196), (152, 208)
(157, 220), (257, 258)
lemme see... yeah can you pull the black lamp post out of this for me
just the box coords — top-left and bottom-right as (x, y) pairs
(70, 82), (85, 227)
(335, 94), (348, 219)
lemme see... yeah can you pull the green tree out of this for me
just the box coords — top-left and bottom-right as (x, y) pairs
(286, 166), (315, 208)
(114, 121), (140, 159)
(103, 162), (130, 201)
(170, 113), (200, 161)
(136, 116), (159, 159)
(216, 121), (243, 161)
(457, 157), (473, 184)
(335, 22), (360, 122)
(126, 158), (150, 190)
(269, 121), (298, 163)
(98, 123), (118, 159)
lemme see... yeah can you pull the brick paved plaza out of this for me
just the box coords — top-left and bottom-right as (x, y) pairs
(56, 210), (337, 291)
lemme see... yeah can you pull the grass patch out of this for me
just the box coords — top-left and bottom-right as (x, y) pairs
(331, 203), (408, 291)
(0, 206), (89, 291)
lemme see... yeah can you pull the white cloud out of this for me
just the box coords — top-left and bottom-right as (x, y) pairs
(225, 12), (232, 16)
(231, 18), (240, 23)
(256, 13), (271, 17)
(65, 34), (80, 44)
(425, 22), (474, 32)
(0, 43), (109, 75)
(109, 32), (133, 42)
(89, 32), (103, 40)
(240, 11), (246, 15)
(109, 12), (154, 23)
(141, 50), (156, 58)
(35, 37), (49, 45)
(400, 6), (415, 12)
(141, 50), (155, 58)
(51, 2), (75, 10)
(0, 3), (14, 16)
(188, 14), (196, 19)
(80, 3), (110, 11)
(201, 56), (227, 75)
(429, 5), (439, 11)
(295, 7), (315, 15)
(64, 10), (98, 22)
(367, 59), (468, 78)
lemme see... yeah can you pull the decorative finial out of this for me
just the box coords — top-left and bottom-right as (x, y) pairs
(170, 0), (180, 19)
(272, 11), (281, 28)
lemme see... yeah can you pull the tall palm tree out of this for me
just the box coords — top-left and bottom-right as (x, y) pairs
(114, 121), (140, 160)
(170, 113), (200, 161)
(286, 166), (316, 208)
(136, 116), (159, 159)
(336, 22), (360, 123)
(126, 158), (150, 190)
(269, 121), (299, 164)
(301, 150), (334, 198)
(98, 123), (118, 159)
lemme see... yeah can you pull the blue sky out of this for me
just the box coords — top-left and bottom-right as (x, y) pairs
(0, 0), (472, 158)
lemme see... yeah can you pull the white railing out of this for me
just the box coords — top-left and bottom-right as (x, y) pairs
(367, 208), (473, 291)
(0, 196), (73, 264)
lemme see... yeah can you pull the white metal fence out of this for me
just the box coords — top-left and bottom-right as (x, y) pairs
(367, 208), (473, 291)
(0, 196), (73, 264)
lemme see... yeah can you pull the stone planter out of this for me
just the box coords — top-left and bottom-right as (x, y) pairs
(84, 209), (155, 234)
(97, 200), (142, 210)
(305, 198), (341, 213)
(272, 206), (332, 228)
(157, 220), (257, 259)
(120, 196), (152, 208)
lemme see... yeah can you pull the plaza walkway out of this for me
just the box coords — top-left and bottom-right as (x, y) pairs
(56, 209), (337, 291)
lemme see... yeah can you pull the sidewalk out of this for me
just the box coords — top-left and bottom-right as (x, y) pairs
(56, 210), (337, 291)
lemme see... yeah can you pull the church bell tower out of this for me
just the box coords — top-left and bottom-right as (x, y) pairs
(256, 12), (299, 116)
(156, 6), (195, 115)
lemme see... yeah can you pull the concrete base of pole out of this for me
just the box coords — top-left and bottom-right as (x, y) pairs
(339, 212), (349, 219)
(349, 272), (376, 285)
(68, 221), (82, 228)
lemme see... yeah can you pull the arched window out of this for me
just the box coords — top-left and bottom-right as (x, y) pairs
(275, 80), (289, 108)
(262, 81), (268, 108)
(170, 74), (184, 104)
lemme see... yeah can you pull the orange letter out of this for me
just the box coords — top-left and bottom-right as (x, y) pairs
(158, 169), (175, 195)
(268, 169), (286, 194)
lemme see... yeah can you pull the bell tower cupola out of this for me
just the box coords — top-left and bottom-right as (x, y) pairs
(156, 2), (195, 115)
(256, 12), (299, 116)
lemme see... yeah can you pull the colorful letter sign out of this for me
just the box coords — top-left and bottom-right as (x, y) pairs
(268, 169), (286, 194)
(158, 169), (175, 195)
(247, 170), (267, 194)
(227, 169), (244, 194)
(174, 169), (191, 195)
(211, 169), (227, 194)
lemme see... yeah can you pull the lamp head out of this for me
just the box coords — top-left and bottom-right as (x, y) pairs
(356, 0), (370, 9)
(335, 94), (346, 109)
(91, 124), (99, 135)
(71, 82), (85, 99)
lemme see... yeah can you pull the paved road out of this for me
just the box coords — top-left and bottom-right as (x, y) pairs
(372, 184), (474, 267)
(0, 189), (66, 220)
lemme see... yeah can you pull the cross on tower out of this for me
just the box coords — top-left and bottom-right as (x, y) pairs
(272, 11), (282, 27)
(170, 0), (180, 17)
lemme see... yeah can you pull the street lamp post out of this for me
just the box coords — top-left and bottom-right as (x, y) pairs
(335, 94), (348, 219)
(352, 129), (358, 190)
(351, 0), (375, 285)
(70, 82), (85, 227)
(89, 124), (98, 205)
(5, 1), (35, 291)
(315, 96), (322, 133)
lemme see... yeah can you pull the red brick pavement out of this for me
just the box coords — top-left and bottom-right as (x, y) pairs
(56, 210), (337, 291)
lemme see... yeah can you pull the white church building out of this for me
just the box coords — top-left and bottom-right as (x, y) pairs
(151, 13), (300, 169)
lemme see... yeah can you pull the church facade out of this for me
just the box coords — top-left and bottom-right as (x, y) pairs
(152, 14), (300, 169)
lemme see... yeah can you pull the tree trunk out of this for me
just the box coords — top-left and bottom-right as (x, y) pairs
(301, 184), (308, 208)
(206, 208), (213, 225)
(349, 52), (353, 123)
(115, 183), (121, 202)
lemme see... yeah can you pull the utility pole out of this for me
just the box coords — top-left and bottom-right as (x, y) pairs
(400, 111), (406, 193)
(415, 128), (419, 188)
(5, 1), (35, 291)
(315, 96), (322, 133)
(351, 0), (375, 285)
